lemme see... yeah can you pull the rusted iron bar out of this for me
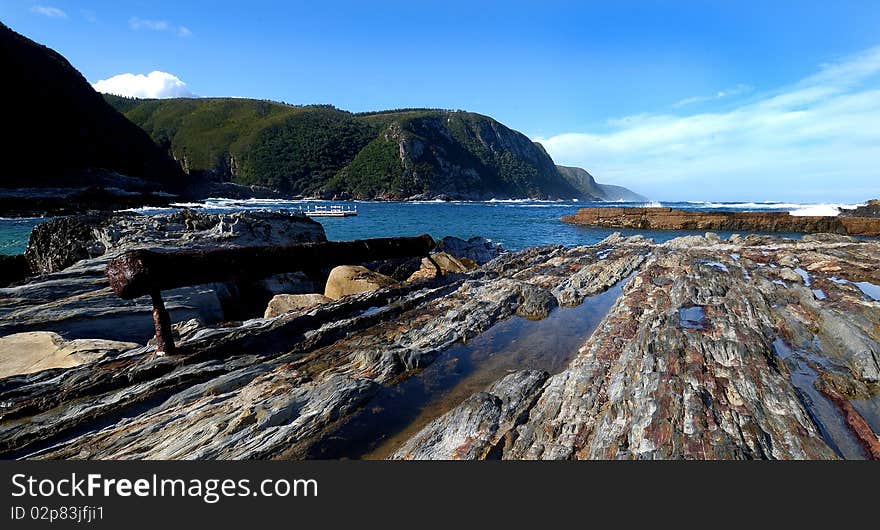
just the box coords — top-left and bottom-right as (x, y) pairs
(150, 290), (176, 356)
(105, 234), (436, 354)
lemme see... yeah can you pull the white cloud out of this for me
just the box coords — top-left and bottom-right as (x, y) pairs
(673, 84), (753, 108)
(129, 16), (191, 37)
(535, 46), (880, 202)
(129, 17), (169, 31)
(92, 71), (195, 99)
(31, 5), (67, 18)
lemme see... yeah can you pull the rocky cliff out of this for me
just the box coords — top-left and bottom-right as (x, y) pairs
(329, 110), (584, 200)
(557, 165), (646, 202)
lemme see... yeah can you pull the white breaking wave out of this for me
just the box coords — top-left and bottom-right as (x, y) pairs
(671, 201), (863, 216)
(148, 197), (866, 217)
(788, 204), (858, 217)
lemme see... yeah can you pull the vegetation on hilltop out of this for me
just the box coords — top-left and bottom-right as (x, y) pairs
(330, 110), (583, 200)
(106, 96), (377, 193)
(108, 97), (593, 199)
(3, 21), (644, 203)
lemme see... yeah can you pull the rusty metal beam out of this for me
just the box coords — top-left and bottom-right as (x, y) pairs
(104, 234), (436, 354)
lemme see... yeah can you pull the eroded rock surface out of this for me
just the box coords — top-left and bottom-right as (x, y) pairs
(0, 210), (326, 342)
(264, 294), (332, 318)
(562, 207), (880, 237)
(0, 230), (878, 461)
(0, 332), (138, 379)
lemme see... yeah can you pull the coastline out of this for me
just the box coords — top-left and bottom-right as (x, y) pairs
(1, 208), (878, 459)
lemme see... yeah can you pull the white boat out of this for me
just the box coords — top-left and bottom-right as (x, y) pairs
(302, 204), (358, 217)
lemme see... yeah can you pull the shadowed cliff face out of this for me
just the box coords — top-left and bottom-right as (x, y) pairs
(1, 221), (878, 460)
(0, 23), (185, 191)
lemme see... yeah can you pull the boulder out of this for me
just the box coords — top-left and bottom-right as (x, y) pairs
(0, 331), (138, 378)
(324, 266), (397, 300)
(362, 256), (424, 281)
(406, 252), (476, 282)
(435, 236), (503, 265)
(516, 284), (558, 320)
(264, 294), (333, 318)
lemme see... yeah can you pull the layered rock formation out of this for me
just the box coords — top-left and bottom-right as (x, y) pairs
(562, 207), (880, 237)
(1, 225), (878, 460)
(0, 210), (326, 342)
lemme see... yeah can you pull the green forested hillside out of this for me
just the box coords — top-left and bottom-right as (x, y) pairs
(105, 96), (377, 194)
(4, 21), (643, 203)
(109, 98), (588, 200)
(0, 23), (184, 189)
(329, 110), (583, 199)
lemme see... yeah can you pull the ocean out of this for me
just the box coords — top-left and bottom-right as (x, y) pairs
(0, 199), (864, 256)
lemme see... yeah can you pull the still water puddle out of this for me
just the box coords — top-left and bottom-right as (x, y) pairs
(314, 278), (629, 460)
(772, 339), (866, 459)
(679, 306), (707, 330)
(854, 281), (880, 301)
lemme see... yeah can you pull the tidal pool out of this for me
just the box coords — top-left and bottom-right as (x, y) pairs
(308, 277), (630, 459)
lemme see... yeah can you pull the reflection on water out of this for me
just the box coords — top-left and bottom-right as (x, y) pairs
(679, 306), (707, 329)
(851, 397), (880, 435)
(310, 278), (628, 460)
(772, 339), (866, 459)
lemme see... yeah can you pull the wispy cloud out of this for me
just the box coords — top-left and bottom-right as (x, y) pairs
(30, 5), (67, 18)
(534, 46), (880, 201)
(129, 16), (191, 37)
(673, 84), (753, 108)
(92, 71), (195, 99)
(129, 17), (169, 31)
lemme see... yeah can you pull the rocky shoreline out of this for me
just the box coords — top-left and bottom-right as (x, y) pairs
(562, 206), (880, 237)
(0, 211), (878, 460)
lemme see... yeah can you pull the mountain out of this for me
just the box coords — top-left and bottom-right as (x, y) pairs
(2, 21), (642, 205)
(108, 99), (587, 200)
(329, 110), (583, 200)
(0, 23), (184, 192)
(104, 96), (377, 195)
(556, 165), (646, 202)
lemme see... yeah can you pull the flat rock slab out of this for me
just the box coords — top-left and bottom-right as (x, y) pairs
(0, 331), (138, 379)
(562, 207), (880, 237)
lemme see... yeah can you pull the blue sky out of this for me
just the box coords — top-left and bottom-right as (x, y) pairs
(3, 1), (880, 201)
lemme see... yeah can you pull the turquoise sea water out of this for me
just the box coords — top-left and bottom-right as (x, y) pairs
(0, 199), (859, 255)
